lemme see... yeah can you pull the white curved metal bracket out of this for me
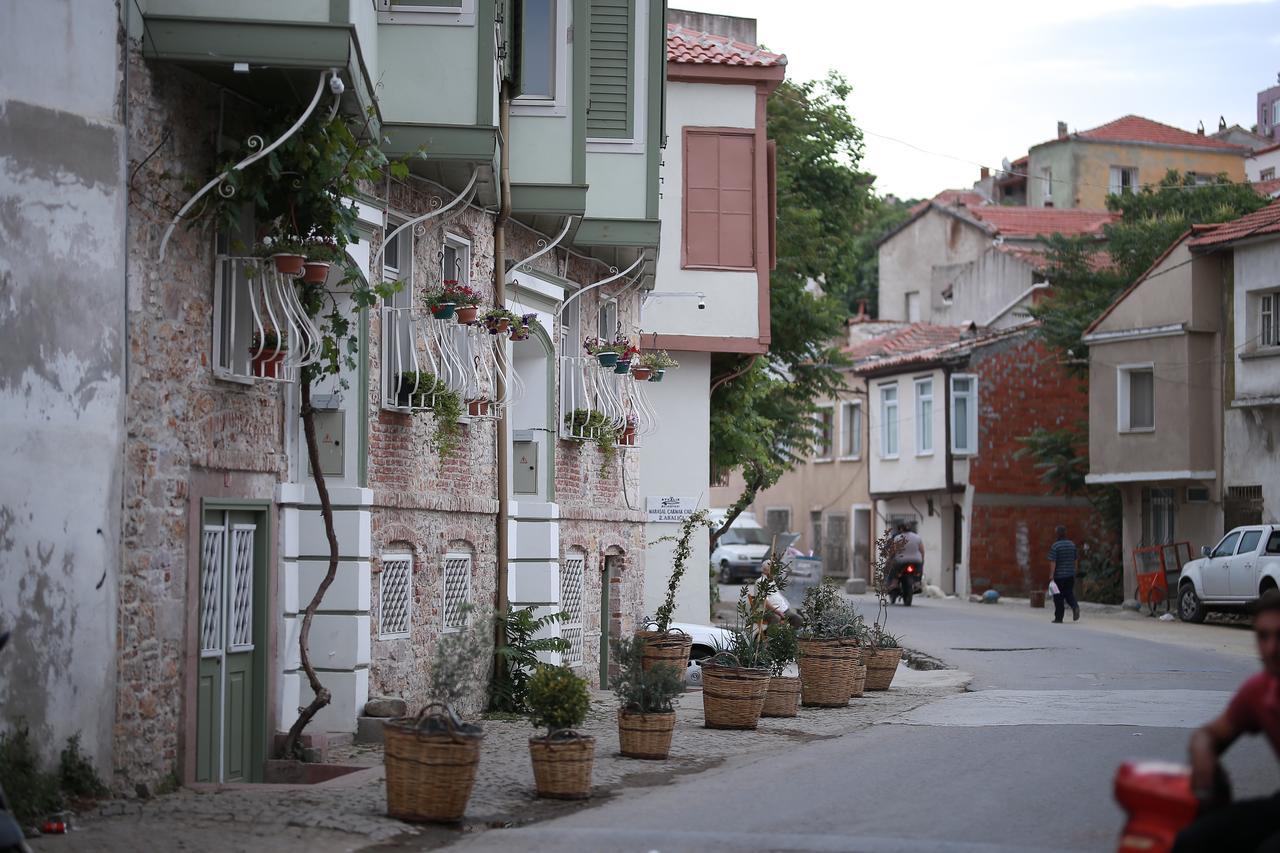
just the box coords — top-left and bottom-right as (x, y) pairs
(554, 255), (646, 326)
(159, 69), (342, 261)
(372, 169), (480, 268)
(508, 217), (573, 277)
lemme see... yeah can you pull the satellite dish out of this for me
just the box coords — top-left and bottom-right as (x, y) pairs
(1001, 157), (1012, 174)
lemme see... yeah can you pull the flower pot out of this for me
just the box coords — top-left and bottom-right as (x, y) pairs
(455, 305), (479, 324)
(301, 261), (331, 284)
(489, 318), (511, 333)
(797, 638), (859, 707)
(613, 360), (632, 375)
(272, 253), (306, 276)
(251, 347), (287, 379)
(617, 710), (675, 759)
(384, 716), (483, 823)
(701, 662), (770, 729)
(430, 303), (457, 320)
(1029, 589), (1046, 608)
(618, 426), (636, 447)
(528, 734), (595, 800)
(510, 331), (530, 342)
(761, 675), (801, 718)
(632, 366), (653, 381)
(649, 369), (666, 383)
(467, 400), (490, 417)
(596, 352), (619, 368)
(864, 647), (902, 691)
(634, 630), (692, 682)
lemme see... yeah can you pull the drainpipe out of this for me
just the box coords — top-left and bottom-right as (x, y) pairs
(494, 80), (512, 627)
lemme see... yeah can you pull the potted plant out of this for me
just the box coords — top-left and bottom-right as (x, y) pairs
(447, 283), (483, 324)
(637, 508), (715, 678)
(611, 635), (683, 759)
(395, 370), (440, 409)
(583, 336), (624, 368)
(301, 235), (341, 283)
(526, 665), (595, 799)
(701, 589), (772, 729)
(617, 413), (638, 447)
(864, 531), (905, 691)
(430, 384), (465, 458)
(613, 342), (639, 375)
(467, 399), (491, 417)
(384, 612), (488, 823)
(482, 307), (518, 335)
(425, 288), (456, 320)
(509, 313), (540, 342)
(250, 328), (288, 379)
(255, 233), (309, 276)
(563, 409), (616, 473)
(640, 350), (678, 382)
(755, 556), (801, 717)
(796, 582), (863, 708)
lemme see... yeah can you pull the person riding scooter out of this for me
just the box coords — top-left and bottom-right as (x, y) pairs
(887, 522), (925, 606)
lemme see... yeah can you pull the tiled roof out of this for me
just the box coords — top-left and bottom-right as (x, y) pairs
(854, 324), (1030, 374)
(845, 323), (971, 363)
(1188, 200), (1280, 248)
(1073, 115), (1246, 151)
(968, 206), (1118, 238)
(666, 24), (786, 66)
(908, 189), (986, 216)
(1252, 177), (1280, 198)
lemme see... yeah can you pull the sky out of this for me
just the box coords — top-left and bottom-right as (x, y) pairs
(680, 0), (1280, 200)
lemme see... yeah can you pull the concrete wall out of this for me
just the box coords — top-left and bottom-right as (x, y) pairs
(0, 0), (126, 776)
(1232, 241), (1280, 399)
(650, 80), (759, 340)
(867, 368), (949, 495)
(638, 352), (712, 624)
(376, 18), (478, 125)
(932, 246), (1037, 328)
(877, 207), (991, 323)
(1026, 141), (1076, 208)
(1246, 146), (1280, 181)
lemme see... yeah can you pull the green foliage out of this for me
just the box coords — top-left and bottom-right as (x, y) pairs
(639, 350), (678, 370)
(610, 635), (683, 714)
(844, 194), (919, 316)
(870, 631), (901, 650)
(526, 666), (591, 737)
(651, 508), (715, 633)
(765, 621), (798, 676)
(0, 724), (107, 829)
(489, 606), (571, 714)
(564, 409), (616, 473)
(59, 734), (108, 800)
(798, 580), (864, 641)
(428, 606), (491, 715)
(430, 386), (465, 458)
(708, 564), (720, 619)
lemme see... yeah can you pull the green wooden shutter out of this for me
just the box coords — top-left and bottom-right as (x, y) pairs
(587, 0), (634, 138)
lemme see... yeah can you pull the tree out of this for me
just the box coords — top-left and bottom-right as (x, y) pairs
(844, 194), (918, 316)
(708, 73), (875, 546)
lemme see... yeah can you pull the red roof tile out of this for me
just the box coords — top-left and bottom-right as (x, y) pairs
(1073, 115), (1247, 151)
(845, 323), (971, 362)
(968, 207), (1119, 238)
(1188, 200), (1280, 248)
(1252, 177), (1280, 198)
(666, 24), (786, 67)
(907, 189), (987, 216)
(854, 325), (1031, 374)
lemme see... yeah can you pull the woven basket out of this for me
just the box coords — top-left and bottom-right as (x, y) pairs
(864, 647), (903, 691)
(701, 658), (770, 729)
(797, 638), (859, 707)
(848, 663), (868, 698)
(635, 630), (692, 681)
(760, 675), (801, 718)
(529, 732), (596, 800)
(618, 710), (676, 759)
(384, 705), (483, 823)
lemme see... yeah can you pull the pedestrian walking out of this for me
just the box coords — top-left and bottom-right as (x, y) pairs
(1048, 525), (1080, 623)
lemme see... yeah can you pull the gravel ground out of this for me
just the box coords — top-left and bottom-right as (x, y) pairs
(29, 666), (966, 853)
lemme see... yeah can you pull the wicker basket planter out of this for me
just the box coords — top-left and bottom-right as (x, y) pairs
(864, 647), (903, 691)
(848, 663), (868, 698)
(617, 711), (676, 759)
(635, 630), (692, 681)
(529, 733), (596, 800)
(760, 675), (801, 718)
(797, 638), (859, 707)
(384, 709), (483, 823)
(701, 661), (770, 729)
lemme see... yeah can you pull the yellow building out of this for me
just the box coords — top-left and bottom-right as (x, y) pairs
(1026, 115), (1249, 209)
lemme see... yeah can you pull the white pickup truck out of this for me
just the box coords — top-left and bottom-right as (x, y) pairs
(1177, 524), (1280, 622)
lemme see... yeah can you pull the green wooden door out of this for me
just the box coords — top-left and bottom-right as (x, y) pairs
(196, 508), (266, 783)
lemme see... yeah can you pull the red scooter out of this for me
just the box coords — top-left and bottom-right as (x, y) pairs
(1113, 761), (1199, 853)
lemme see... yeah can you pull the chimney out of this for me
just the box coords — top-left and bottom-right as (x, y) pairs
(980, 166), (990, 179)
(1197, 120), (1205, 136)
(856, 299), (867, 319)
(1057, 121), (1068, 140)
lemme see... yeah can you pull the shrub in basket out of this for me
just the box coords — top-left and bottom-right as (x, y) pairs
(865, 529), (906, 691)
(526, 665), (595, 799)
(796, 582), (865, 707)
(611, 635), (683, 759)
(700, 586), (774, 730)
(637, 508), (716, 678)
(384, 609), (488, 823)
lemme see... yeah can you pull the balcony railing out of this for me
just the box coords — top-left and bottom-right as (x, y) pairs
(559, 356), (658, 448)
(212, 256), (323, 384)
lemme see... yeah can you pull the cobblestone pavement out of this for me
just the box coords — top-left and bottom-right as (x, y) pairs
(30, 666), (966, 853)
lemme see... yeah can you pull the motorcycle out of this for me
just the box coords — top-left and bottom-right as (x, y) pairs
(0, 633), (33, 853)
(1113, 761), (1202, 853)
(887, 561), (921, 606)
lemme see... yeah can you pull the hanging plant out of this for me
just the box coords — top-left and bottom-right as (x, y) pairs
(431, 386), (465, 458)
(254, 232), (309, 275)
(509, 313), (540, 341)
(482, 307), (519, 335)
(564, 409), (616, 473)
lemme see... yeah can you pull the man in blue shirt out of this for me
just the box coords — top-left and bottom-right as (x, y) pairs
(1048, 525), (1080, 623)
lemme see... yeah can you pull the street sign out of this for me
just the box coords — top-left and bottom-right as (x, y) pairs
(646, 496), (698, 523)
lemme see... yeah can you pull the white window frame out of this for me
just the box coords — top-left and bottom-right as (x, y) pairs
(511, 0), (569, 115)
(905, 291), (921, 323)
(382, 219), (417, 411)
(950, 374), (979, 456)
(443, 232), (471, 289)
(1117, 363), (1156, 433)
(838, 400), (863, 461)
(1262, 167), (1277, 182)
(1260, 291), (1279, 349)
(377, 0), (476, 26)
(914, 377), (934, 457)
(1274, 101), (1280, 126)
(879, 383), (900, 460)
(377, 553), (414, 640)
(597, 297), (618, 340)
(441, 552), (473, 633)
(1109, 166), (1139, 196)
(813, 404), (834, 462)
(1040, 166), (1053, 204)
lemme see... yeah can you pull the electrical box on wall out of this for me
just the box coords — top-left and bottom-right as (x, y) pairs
(513, 436), (537, 495)
(311, 410), (345, 477)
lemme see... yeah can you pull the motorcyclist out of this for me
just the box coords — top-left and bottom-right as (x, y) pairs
(1172, 590), (1280, 852)
(890, 522), (924, 594)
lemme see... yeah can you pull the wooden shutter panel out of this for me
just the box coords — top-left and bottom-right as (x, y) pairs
(587, 0), (633, 138)
(683, 130), (756, 269)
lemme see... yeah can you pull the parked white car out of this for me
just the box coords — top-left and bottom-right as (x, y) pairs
(708, 511), (773, 584)
(1177, 524), (1280, 622)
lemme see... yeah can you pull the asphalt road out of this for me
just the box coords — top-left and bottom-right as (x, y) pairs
(444, 595), (1277, 853)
